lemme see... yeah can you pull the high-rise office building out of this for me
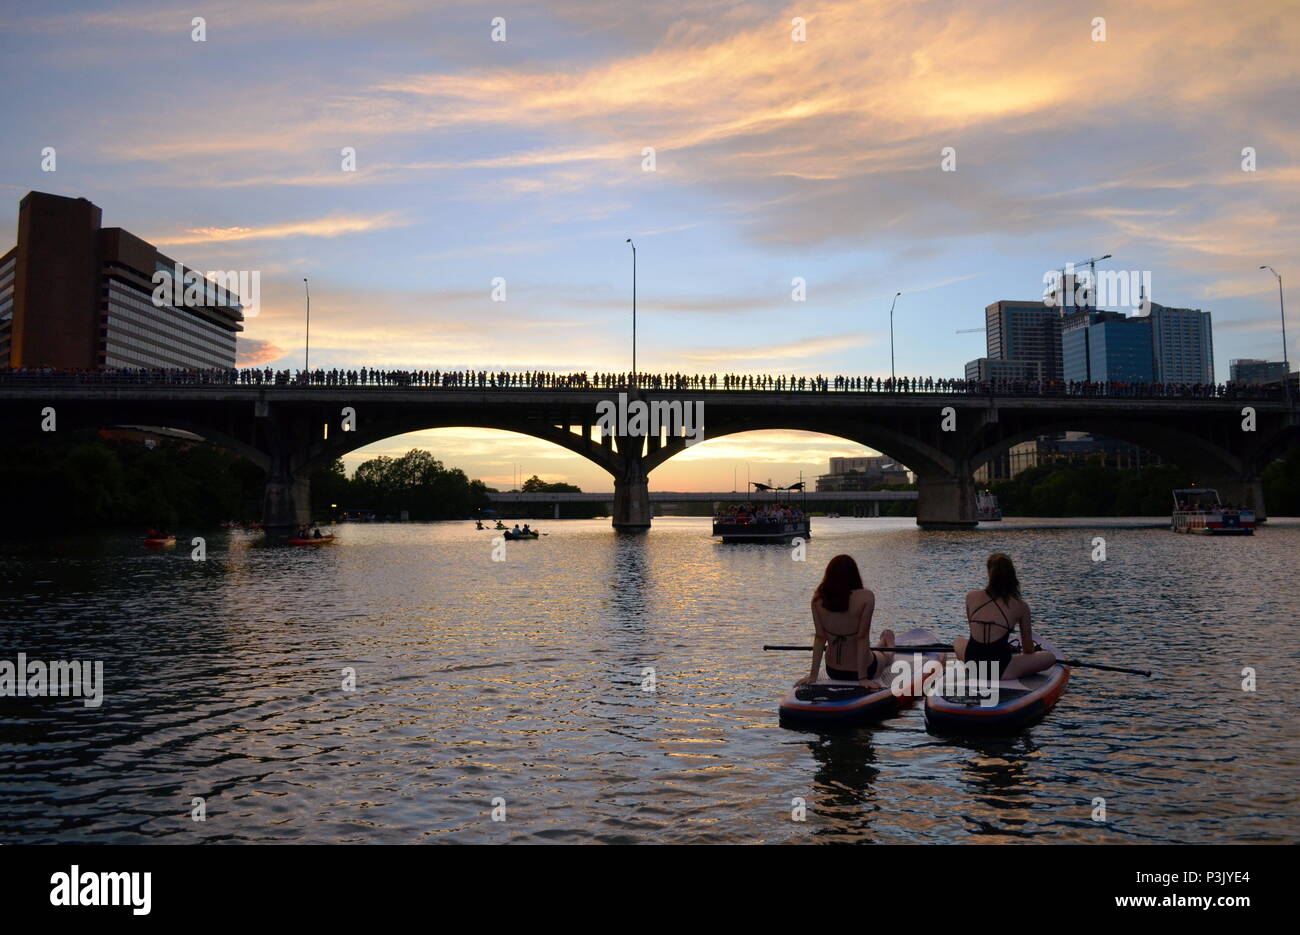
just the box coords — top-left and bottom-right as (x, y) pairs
(0, 251), (14, 365)
(1149, 302), (1213, 384)
(964, 358), (1042, 382)
(983, 299), (1063, 381)
(1230, 359), (1289, 384)
(1062, 310), (1155, 383)
(0, 191), (244, 370)
(818, 456), (910, 491)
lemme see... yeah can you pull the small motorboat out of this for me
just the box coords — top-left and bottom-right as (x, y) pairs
(977, 490), (1003, 522)
(1170, 487), (1255, 535)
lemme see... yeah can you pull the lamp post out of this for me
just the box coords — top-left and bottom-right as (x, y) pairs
(303, 278), (311, 374)
(888, 291), (902, 390)
(1260, 265), (1289, 376)
(626, 239), (637, 387)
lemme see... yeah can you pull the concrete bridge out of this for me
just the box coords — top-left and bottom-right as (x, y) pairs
(1, 377), (1294, 531)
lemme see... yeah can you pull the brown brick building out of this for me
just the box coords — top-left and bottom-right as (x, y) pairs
(0, 191), (243, 369)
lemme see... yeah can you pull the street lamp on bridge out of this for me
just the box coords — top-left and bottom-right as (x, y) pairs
(626, 238), (637, 386)
(303, 278), (311, 373)
(1259, 265), (1289, 383)
(888, 291), (902, 390)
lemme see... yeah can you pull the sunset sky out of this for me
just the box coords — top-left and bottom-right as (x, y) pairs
(3, 0), (1297, 491)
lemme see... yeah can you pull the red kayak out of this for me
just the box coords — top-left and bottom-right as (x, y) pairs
(143, 535), (176, 547)
(288, 535), (335, 546)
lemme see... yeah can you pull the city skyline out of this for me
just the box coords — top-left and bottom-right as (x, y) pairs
(2, 0), (1296, 490)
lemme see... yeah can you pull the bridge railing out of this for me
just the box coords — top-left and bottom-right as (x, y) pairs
(0, 367), (1288, 401)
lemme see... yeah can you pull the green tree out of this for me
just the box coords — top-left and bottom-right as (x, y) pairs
(522, 474), (580, 493)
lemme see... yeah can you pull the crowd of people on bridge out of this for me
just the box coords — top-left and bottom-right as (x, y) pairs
(0, 365), (1288, 400)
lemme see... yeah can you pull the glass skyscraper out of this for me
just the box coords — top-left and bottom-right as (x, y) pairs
(1061, 311), (1154, 383)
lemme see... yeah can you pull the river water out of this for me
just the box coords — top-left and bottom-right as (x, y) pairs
(1, 517), (1296, 844)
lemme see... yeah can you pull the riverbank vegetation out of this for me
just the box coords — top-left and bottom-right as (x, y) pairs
(0, 432), (264, 528)
(988, 447), (1300, 516)
(321, 449), (491, 520)
(0, 435), (493, 529)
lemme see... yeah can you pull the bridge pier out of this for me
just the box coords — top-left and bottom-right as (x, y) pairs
(613, 476), (651, 530)
(915, 469), (978, 529)
(613, 446), (651, 530)
(262, 458), (312, 534)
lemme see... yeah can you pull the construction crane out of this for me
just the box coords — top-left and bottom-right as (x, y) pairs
(1055, 253), (1112, 307)
(956, 327), (985, 334)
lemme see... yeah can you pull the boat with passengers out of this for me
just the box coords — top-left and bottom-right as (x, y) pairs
(977, 490), (1002, 522)
(712, 481), (811, 543)
(1171, 487), (1255, 535)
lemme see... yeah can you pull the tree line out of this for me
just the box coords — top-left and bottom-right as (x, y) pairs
(989, 447), (1300, 516)
(311, 449), (491, 520)
(0, 436), (497, 530)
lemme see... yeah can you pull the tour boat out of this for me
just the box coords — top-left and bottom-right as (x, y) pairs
(1170, 488), (1255, 535)
(976, 490), (1002, 522)
(713, 480), (812, 543)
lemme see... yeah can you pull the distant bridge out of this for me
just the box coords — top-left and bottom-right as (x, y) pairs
(1, 373), (1294, 532)
(487, 489), (918, 518)
(488, 490), (918, 502)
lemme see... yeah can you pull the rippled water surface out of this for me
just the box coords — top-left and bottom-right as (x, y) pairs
(2, 517), (1297, 844)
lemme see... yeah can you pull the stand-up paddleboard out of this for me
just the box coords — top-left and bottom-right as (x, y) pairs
(924, 638), (1069, 734)
(778, 627), (945, 728)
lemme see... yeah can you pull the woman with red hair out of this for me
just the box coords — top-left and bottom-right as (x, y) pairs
(796, 554), (894, 690)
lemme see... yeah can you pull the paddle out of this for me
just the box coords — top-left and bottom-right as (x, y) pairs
(1058, 659), (1151, 676)
(762, 644), (1152, 677)
(763, 644), (950, 653)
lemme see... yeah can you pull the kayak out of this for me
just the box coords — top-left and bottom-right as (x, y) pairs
(778, 628), (945, 728)
(924, 639), (1069, 734)
(503, 531), (539, 540)
(288, 535), (335, 546)
(143, 536), (176, 547)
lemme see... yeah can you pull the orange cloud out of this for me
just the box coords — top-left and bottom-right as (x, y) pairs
(153, 212), (407, 245)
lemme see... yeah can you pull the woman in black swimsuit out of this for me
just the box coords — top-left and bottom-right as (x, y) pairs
(954, 553), (1057, 681)
(796, 554), (895, 689)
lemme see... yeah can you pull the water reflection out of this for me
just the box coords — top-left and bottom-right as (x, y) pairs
(801, 731), (881, 841)
(1, 517), (1297, 843)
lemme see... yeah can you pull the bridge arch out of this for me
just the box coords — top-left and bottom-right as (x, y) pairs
(966, 414), (1279, 520)
(641, 419), (952, 479)
(297, 414), (621, 478)
(23, 409), (271, 472)
(967, 418), (1245, 481)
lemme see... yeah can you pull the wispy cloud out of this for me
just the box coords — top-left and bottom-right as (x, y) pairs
(681, 333), (871, 362)
(153, 213), (407, 245)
